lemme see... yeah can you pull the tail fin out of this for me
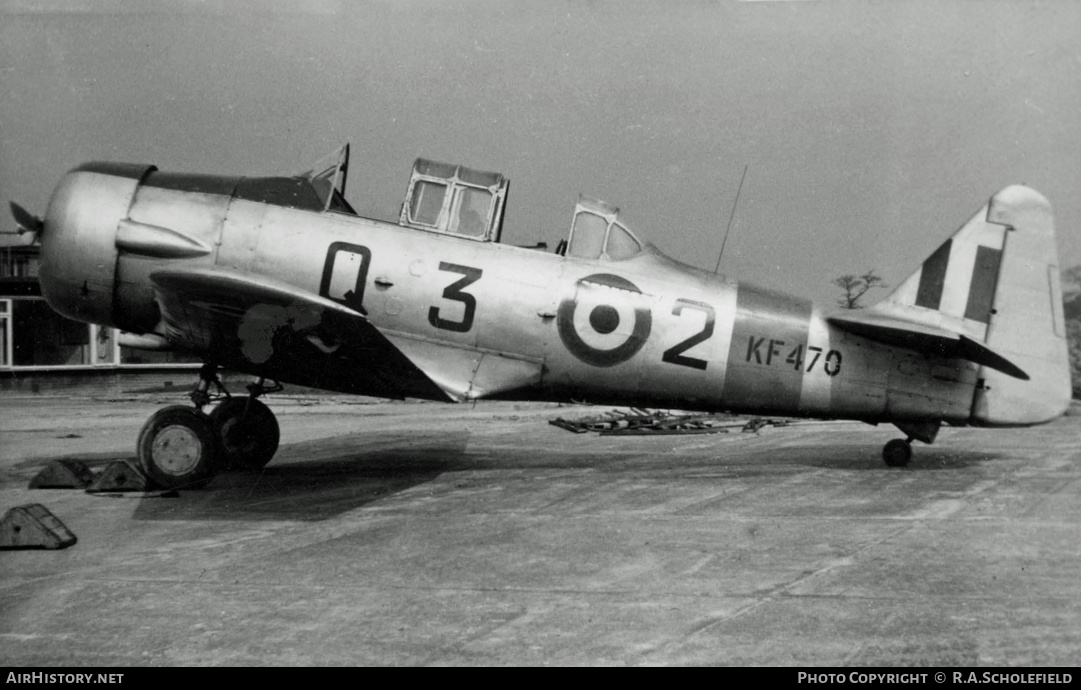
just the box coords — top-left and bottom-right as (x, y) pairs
(873, 185), (1069, 425)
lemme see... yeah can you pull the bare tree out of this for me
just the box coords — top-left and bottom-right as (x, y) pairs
(833, 270), (886, 309)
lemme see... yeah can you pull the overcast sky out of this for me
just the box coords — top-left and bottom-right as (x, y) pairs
(2, 0), (1079, 306)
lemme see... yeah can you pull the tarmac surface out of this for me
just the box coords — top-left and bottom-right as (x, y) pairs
(1, 394), (1079, 666)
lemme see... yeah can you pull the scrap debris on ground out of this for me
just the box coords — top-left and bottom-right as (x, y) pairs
(548, 408), (790, 436)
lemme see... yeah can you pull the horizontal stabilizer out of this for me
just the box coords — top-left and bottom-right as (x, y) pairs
(827, 311), (1029, 380)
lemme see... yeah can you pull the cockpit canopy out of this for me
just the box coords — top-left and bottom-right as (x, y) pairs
(564, 195), (644, 261)
(399, 159), (509, 242)
(298, 147), (642, 262)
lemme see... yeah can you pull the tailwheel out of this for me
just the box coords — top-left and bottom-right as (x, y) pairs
(137, 406), (220, 489)
(882, 438), (913, 468)
(209, 397), (280, 471)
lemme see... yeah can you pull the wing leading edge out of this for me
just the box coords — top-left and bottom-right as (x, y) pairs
(149, 265), (454, 400)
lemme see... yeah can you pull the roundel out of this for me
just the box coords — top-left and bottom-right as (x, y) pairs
(557, 273), (652, 367)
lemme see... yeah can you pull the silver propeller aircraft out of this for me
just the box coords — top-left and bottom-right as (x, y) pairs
(12, 145), (1070, 488)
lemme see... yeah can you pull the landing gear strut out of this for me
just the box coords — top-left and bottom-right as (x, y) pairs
(136, 364), (282, 489)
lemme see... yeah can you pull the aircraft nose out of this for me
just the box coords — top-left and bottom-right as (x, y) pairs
(39, 162), (154, 327)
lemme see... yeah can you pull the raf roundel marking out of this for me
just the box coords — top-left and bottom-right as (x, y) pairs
(589, 305), (620, 334)
(557, 273), (652, 367)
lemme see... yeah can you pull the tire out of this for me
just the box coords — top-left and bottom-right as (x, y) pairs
(209, 397), (280, 471)
(137, 406), (219, 489)
(882, 438), (912, 467)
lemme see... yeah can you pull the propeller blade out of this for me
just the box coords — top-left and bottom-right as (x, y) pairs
(9, 202), (44, 236)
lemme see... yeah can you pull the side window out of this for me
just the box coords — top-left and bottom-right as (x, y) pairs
(409, 180), (447, 227)
(450, 187), (492, 238)
(567, 211), (608, 260)
(605, 223), (641, 260)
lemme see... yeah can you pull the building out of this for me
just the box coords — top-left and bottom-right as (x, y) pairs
(1, 241), (201, 394)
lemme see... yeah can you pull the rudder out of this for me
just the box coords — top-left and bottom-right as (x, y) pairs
(972, 186), (1069, 425)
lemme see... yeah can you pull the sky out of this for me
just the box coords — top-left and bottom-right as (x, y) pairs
(1, 0), (1079, 307)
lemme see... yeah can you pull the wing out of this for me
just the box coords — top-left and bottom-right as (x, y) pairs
(827, 310), (1029, 380)
(149, 265), (453, 400)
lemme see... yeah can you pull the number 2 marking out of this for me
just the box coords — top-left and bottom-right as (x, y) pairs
(662, 299), (715, 370)
(428, 262), (483, 333)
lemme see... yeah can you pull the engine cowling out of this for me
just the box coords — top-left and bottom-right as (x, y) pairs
(39, 162), (155, 330)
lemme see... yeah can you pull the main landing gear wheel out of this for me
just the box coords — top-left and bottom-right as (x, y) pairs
(137, 406), (219, 489)
(209, 397), (280, 471)
(882, 438), (913, 467)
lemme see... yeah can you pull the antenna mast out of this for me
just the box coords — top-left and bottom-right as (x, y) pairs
(714, 164), (748, 274)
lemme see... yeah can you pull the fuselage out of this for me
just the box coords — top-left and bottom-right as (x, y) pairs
(39, 163), (982, 426)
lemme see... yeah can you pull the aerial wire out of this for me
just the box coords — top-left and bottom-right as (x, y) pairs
(714, 164), (748, 274)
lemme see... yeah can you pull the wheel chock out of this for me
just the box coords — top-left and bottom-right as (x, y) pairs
(0, 504), (77, 550)
(86, 460), (150, 493)
(29, 458), (95, 489)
